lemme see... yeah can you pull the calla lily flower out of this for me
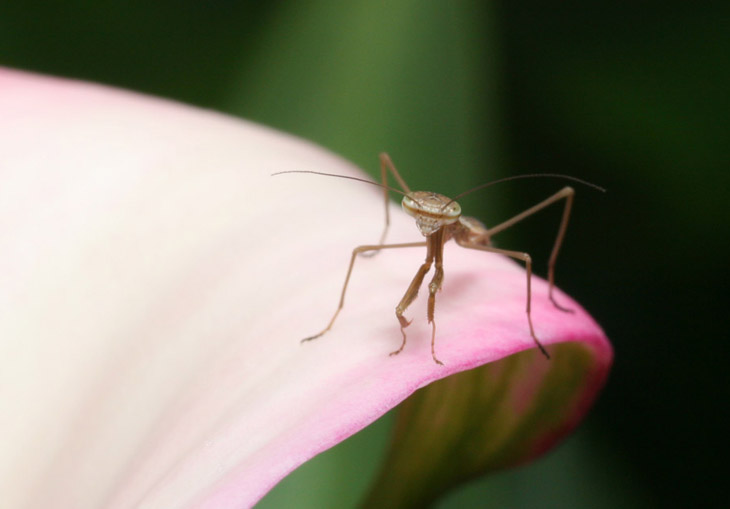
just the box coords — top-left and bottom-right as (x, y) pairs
(0, 68), (612, 508)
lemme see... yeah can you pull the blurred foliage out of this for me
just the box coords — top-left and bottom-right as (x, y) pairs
(1, 0), (727, 507)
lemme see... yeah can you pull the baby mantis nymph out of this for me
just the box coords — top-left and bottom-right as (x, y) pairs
(274, 153), (604, 365)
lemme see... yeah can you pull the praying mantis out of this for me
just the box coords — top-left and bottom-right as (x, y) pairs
(275, 153), (603, 365)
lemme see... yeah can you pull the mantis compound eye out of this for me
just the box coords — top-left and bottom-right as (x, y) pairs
(401, 192), (461, 236)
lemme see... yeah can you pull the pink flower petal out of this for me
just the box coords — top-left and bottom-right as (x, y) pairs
(364, 342), (609, 505)
(0, 68), (611, 508)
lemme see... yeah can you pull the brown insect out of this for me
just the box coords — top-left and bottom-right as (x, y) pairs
(274, 153), (603, 365)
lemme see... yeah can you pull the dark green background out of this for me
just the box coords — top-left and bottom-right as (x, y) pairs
(2, 2), (726, 507)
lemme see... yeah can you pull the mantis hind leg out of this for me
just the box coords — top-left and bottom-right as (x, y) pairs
(482, 186), (575, 313)
(362, 153), (412, 257)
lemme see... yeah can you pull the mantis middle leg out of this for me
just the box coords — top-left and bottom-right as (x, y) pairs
(302, 240), (426, 342)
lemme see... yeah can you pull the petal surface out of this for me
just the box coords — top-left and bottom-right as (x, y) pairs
(0, 68), (611, 508)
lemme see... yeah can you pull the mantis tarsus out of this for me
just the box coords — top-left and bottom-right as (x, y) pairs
(274, 153), (604, 365)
